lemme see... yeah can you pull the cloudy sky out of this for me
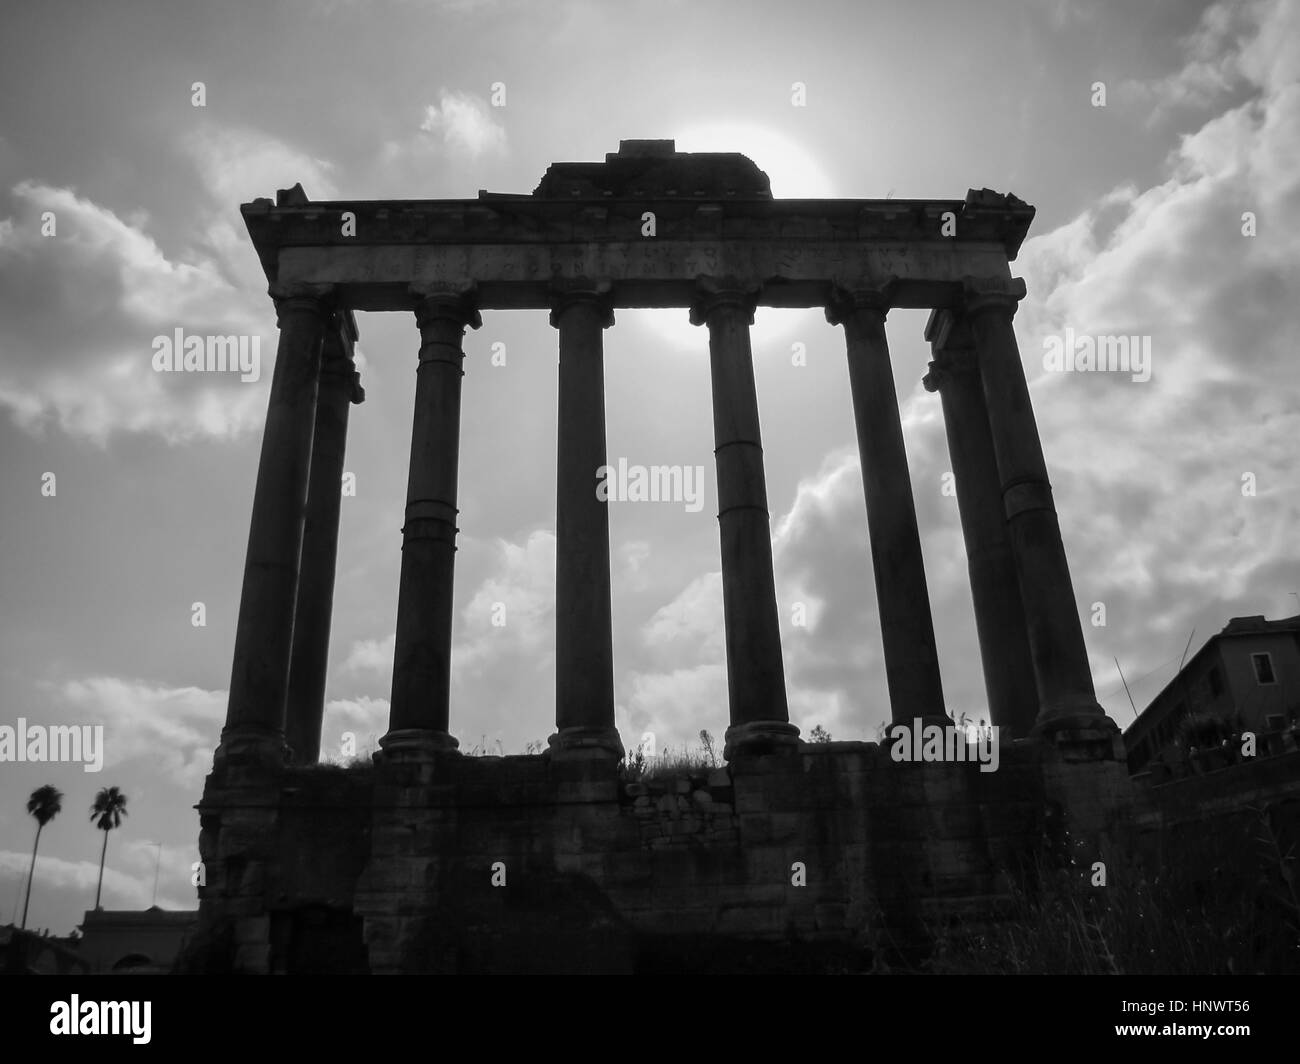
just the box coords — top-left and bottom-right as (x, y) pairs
(1, 0), (1296, 934)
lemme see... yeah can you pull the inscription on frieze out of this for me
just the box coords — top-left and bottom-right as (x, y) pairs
(276, 240), (1014, 310)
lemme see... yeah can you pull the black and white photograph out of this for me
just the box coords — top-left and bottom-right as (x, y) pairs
(0, 0), (1295, 1041)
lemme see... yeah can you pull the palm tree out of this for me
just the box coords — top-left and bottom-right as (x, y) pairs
(22, 785), (63, 930)
(90, 787), (128, 911)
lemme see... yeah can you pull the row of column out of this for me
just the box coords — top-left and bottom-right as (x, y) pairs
(216, 275), (1115, 770)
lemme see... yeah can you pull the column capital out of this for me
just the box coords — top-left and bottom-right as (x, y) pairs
(335, 307), (360, 346)
(689, 278), (759, 326)
(321, 313), (365, 404)
(824, 281), (896, 326)
(924, 306), (958, 349)
(269, 283), (336, 323)
(409, 283), (482, 330)
(549, 281), (614, 328)
(319, 350), (366, 404)
(922, 348), (980, 393)
(960, 276), (1027, 319)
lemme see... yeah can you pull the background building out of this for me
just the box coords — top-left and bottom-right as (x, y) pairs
(0, 925), (87, 974)
(1125, 614), (1300, 774)
(76, 907), (197, 974)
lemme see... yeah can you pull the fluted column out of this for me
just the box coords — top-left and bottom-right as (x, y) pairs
(286, 312), (365, 765)
(923, 311), (1037, 738)
(549, 286), (623, 759)
(826, 286), (946, 726)
(690, 282), (797, 760)
(382, 286), (481, 758)
(962, 277), (1117, 739)
(218, 284), (333, 764)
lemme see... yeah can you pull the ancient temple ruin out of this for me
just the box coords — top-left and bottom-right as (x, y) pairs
(184, 141), (1131, 973)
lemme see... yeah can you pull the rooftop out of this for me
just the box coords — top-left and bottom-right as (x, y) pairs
(530, 139), (773, 200)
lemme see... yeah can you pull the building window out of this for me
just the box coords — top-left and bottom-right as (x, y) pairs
(1208, 666), (1223, 697)
(1252, 652), (1277, 685)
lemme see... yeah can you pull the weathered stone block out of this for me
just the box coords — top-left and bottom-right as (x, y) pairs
(233, 943), (271, 973)
(233, 915), (270, 944)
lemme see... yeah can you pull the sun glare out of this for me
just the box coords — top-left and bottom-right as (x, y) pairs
(625, 123), (832, 350)
(673, 122), (835, 198)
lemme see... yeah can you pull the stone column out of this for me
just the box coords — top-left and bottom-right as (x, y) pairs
(962, 277), (1117, 739)
(286, 312), (365, 765)
(923, 311), (1037, 738)
(218, 284), (333, 764)
(549, 285), (623, 759)
(382, 286), (481, 758)
(826, 287), (946, 726)
(690, 283), (798, 760)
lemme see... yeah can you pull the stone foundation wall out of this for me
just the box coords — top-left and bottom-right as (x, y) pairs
(1131, 750), (1300, 889)
(180, 738), (1134, 973)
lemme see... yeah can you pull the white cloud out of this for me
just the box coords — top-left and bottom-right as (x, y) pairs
(320, 696), (389, 761)
(183, 125), (338, 207)
(0, 181), (271, 443)
(419, 90), (508, 159)
(1009, 0), (1300, 709)
(619, 663), (728, 754)
(640, 571), (724, 662)
(340, 633), (396, 677)
(454, 529), (555, 673)
(1119, 1), (1253, 119)
(0, 850), (151, 913)
(52, 677), (224, 789)
(617, 540), (653, 591)
(0, 126), (343, 443)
